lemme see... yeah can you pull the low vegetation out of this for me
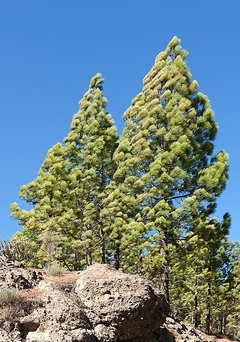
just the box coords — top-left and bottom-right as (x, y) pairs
(46, 263), (62, 276)
(0, 287), (41, 325)
(0, 287), (19, 306)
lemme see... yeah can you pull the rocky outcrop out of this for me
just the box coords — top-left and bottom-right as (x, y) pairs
(0, 256), (43, 290)
(1, 262), (234, 342)
(0, 263), (169, 342)
(164, 317), (216, 342)
(75, 264), (169, 341)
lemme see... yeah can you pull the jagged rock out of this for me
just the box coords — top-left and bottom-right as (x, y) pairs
(0, 261), (238, 342)
(19, 286), (97, 342)
(164, 317), (217, 342)
(0, 260), (43, 290)
(75, 264), (169, 341)
(0, 263), (169, 341)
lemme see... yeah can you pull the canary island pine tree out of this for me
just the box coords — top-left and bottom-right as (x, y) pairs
(11, 74), (118, 269)
(170, 213), (231, 331)
(10, 142), (72, 267)
(106, 36), (229, 302)
(63, 73), (119, 265)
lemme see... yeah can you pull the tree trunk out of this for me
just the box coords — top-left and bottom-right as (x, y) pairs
(218, 313), (223, 334)
(86, 250), (92, 266)
(99, 227), (106, 264)
(139, 249), (143, 275)
(205, 281), (211, 333)
(222, 313), (227, 334)
(159, 237), (170, 303)
(114, 242), (120, 270)
(194, 277), (201, 328)
(160, 266), (169, 302)
(113, 229), (121, 269)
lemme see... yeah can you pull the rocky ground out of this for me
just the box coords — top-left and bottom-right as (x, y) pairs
(0, 258), (238, 342)
(164, 317), (239, 342)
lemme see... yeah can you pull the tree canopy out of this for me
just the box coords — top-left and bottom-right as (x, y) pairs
(9, 37), (239, 337)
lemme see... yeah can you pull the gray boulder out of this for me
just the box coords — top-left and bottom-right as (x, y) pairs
(0, 263), (169, 341)
(75, 264), (169, 341)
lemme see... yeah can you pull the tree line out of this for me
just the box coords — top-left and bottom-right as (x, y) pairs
(9, 36), (240, 337)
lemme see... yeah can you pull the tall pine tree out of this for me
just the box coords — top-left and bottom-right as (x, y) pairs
(106, 36), (229, 302)
(11, 74), (118, 269)
(63, 73), (119, 265)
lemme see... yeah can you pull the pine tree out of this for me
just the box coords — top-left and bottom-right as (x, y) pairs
(63, 73), (119, 265)
(11, 74), (119, 269)
(10, 142), (70, 267)
(170, 213), (231, 331)
(107, 36), (229, 302)
(213, 241), (240, 336)
(9, 39), (233, 330)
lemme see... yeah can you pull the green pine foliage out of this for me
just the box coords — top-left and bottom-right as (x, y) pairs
(11, 74), (119, 269)
(105, 36), (229, 301)
(170, 214), (232, 331)
(63, 73), (119, 266)
(9, 37), (239, 335)
(11, 142), (69, 267)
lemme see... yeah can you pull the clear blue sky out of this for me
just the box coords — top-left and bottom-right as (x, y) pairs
(0, 1), (239, 241)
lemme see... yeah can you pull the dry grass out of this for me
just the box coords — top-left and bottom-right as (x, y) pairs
(46, 263), (62, 276)
(0, 269), (80, 319)
(0, 287), (19, 306)
(215, 336), (239, 342)
(42, 269), (80, 284)
(3, 294), (42, 322)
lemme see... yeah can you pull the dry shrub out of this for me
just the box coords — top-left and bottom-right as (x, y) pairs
(3, 294), (42, 322)
(46, 263), (62, 276)
(0, 288), (42, 323)
(0, 287), (19, 306)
